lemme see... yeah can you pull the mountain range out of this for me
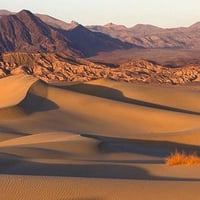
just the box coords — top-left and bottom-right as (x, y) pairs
(1, 10), (200, 54)
(0, 10), (132, 57)
(88, 23), (200, 49)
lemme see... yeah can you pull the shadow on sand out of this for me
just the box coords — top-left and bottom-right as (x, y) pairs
(64, 83), (200, 115)
(82, 134), (200, 158)
(0, 81), (58, 119)
(18, 81), (59, 114)
(0, 157), (200, 181)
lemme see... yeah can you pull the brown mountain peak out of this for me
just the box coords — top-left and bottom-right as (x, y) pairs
(104, 22), (127, 30)
(0, 9), (13, 16)
(15, 9), (36, 19)
(17, 9), (32, 14)
(104, 22), (115, 27)
(189, 22), (200, 29)
(131, 24), (162, 30)
(68, 20), (80, 29)
(70, 20), (79, 26)
(15, 9), (45, 25)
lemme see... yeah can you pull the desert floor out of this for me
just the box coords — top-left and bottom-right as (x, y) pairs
(0, 74), (200, 200)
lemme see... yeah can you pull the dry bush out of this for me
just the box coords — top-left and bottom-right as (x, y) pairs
(166, 150), (200, 166)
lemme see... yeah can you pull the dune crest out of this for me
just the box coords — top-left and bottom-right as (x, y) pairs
(0, 74), (37, 108)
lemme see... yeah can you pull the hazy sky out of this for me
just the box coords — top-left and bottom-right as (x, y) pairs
(1, 0), (200, 27)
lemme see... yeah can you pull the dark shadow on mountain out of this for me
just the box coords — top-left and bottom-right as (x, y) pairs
(63, 25), (135, 57)
(64, 83), (200, 115)
(92, 61), (119, 68)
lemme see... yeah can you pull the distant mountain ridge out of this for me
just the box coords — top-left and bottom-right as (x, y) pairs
(2, 9), (200, 51)
(36, 12), (200, 49)
(88, 23), (200, 48)
(0, 10), (133, 56)
(0, 10), (14, 17)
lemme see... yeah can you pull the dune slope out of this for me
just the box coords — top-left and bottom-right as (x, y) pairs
(0, 75), (200, 199)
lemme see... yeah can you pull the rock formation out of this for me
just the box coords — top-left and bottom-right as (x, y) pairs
(1, 52), (200, 85)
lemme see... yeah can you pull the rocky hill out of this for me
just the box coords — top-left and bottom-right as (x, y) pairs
(1, 52), (200, 85)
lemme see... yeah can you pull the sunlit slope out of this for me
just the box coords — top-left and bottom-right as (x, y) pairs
(0, 75), (200, 143)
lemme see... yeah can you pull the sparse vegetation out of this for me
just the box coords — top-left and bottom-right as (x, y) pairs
(166, 150), (200, 166)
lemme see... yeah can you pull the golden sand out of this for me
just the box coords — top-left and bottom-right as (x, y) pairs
(0, 74), (200, 199)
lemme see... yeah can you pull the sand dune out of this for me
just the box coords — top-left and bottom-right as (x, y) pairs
(0, 74), (200, 199)
(0, 74), (37, 108)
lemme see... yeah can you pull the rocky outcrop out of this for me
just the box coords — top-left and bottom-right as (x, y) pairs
(118, 60), (200, 84)
(0, 52), (109, 82)
(1, 52), (200, 85)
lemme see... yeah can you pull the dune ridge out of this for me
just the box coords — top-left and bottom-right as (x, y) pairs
(0, 74), (37, 108)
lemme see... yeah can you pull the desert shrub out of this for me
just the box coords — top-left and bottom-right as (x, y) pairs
(165, 150), (200, 166)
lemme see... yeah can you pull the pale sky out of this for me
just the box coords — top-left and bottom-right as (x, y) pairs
(1, 0), (200, 28)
